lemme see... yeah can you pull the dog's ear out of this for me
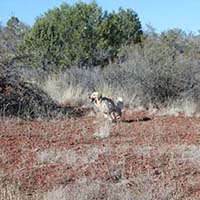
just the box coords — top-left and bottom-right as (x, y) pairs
(88, 92), (95, 99)
(97, 93), (102, 99)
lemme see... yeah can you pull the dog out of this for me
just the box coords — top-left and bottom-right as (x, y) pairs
(89, 92), (124, 122)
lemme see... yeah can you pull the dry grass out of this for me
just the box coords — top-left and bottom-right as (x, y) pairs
(26, 63), (200, 118)
(0, 77), (197, 196)
(36, 149), (78, 166)
(1, 19), (200, 200)
(40, 74), (86, 106)
(1, 144), (200, 200)
(157, 99), (198, 117)
(0, 185), (23, 200)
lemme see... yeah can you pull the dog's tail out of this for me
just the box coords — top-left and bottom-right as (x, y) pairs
(116, 97), (124, 110)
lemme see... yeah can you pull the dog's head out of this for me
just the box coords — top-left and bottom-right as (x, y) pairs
(89, 92), (102, 103)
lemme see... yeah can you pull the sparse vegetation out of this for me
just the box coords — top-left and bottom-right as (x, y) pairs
(1, 1), (200, 200)
(0, 2), (200, 115)
(0, 115), (200, 199)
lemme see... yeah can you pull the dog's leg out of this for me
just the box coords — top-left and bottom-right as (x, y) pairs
(110, 112), (117, 123)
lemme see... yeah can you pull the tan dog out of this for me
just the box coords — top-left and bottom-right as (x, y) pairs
(89, 92), (124, 122)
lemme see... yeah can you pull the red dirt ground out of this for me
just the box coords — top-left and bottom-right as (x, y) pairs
(0, 110), (200, 199)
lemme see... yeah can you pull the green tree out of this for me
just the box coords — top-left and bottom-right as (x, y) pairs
(0, 17), (29, 75)
(98, 8), (143, 63)
(5, 16), (30, 53)
(21, 2), (143, 69)
(21, 1), (103, 69)
(20, 8), (65, 68)
(62, 1), (103, 67)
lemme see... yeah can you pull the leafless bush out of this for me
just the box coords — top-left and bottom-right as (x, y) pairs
(2, 35), (200, 116)
(24, 54), (199, 113)
(126, 44), (198, 107)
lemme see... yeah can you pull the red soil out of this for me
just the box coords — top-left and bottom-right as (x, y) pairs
(0, 110), (200, 199)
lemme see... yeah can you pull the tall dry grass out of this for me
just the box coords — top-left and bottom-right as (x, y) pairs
(15, 36), (200, 117)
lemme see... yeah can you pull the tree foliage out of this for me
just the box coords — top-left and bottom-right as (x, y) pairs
(98, 8), (142, 63)
(20, 1), (143, 69)
(0, 17), (30, 76)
